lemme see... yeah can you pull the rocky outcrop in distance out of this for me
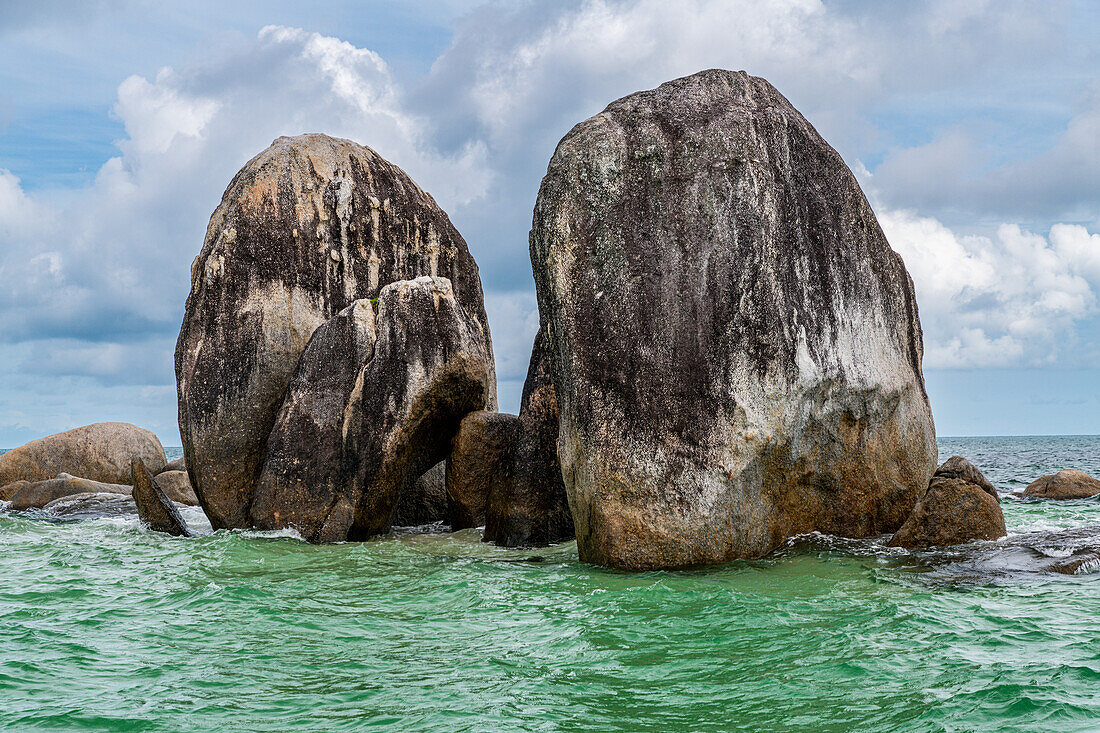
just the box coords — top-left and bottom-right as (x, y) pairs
(530, 69), (936, 569)
(3, 474), (132, 511)
(0, 423), (166, 489)
(252, 276), (493, 542)
(1023, 469), (1100, 500)
(176, 133), (495, 531)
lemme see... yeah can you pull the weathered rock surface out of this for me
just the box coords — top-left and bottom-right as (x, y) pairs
(889, 477), (1007, 549)
(447, 411), (519, 529)
(530, 69), (936, 569)
(1023, 469), (1100, 500)
(160, 457), (186, 474)
(155, 471), (199, 506)
(250, 299), (378, 535)
(254, 276), (493, 541)
(0, 480), (31, 502)
(6, 474), (131, 511)
(132, 460), (191, 537)
(176, 133), (494, 530)
(933, 456), (997, 498)
(0, 423), (166, 487)
(392, 462), (449, 526)
(483, 328), (574, 547)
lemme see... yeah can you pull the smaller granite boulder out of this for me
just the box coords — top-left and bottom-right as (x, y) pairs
(934, 456), (996, 498)
(154, 471), (199, 506)
(446, 412), (520, 529)
(392, 462), (449, 526)
(159, 457), (186, 475)
(1023, 469), (1100, 500)
(483, 328), (574, 547)
(7, 474), (131, 511)
(889, 478), (1007, 549)
(0, 480), (31, 502)
(0, 423), (166, 486)
(132, 459), (191, 537)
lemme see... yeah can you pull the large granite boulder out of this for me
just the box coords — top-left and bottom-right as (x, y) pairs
(132, 459), (191, 537)
(483, 327), (574, 547)
(889, 477), (1007, 549)
(933, 456), (996, 498)
(530, 70), (936, 569)
(253, 276), (493, 541)
(0, 423), (165, 488)
(176, 133), (494, 530)
(1023, 469), (1100, 500)
(6, 474), (131, 511)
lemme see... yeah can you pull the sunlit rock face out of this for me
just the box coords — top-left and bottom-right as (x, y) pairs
(530, 69), (936, 570)
(176, 134), (494, 530)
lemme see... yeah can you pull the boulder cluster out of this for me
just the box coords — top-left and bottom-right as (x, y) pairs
(174, 133), (568, 544)
(0, 422), (198, 518)
(5, 70), (1097, 567)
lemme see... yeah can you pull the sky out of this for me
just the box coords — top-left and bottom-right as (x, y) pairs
(0, 0), (1098, 446)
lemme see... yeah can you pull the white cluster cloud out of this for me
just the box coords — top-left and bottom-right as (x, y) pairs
(0, 1), (1097, 442)
(881, 209), (1099, 368)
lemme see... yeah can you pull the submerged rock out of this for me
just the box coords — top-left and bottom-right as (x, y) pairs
(933, 456), (997, 498)
(254, 276), (493, 542)
(1023, 469), (1100, 500)
(176, 133), (494, 530)
(529, 69), (936, 569)
(0, 423), (166, 487)
(889, 477), (1006, 549)
(132, 459), (191, 537)
(483, 327), (574, 547)
(42, 492), (137, 519)
(6, 474), (131, 511)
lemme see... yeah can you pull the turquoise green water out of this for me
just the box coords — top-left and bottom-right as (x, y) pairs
(2, 437), (1099, 732)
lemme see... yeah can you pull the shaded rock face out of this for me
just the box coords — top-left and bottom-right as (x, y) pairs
(1023, 469), (1100, 500)
(392, 462), (449, 526)
(176, 133), (494, 530)
(160, 457), (186, 475)
(253, 276), (493, 542)
(250, 299), (377, 535)
(484, 328), (574, 547)
(530, 70), (936, 569)
(132, 460), (191, 537)
(0, 423), (166, 488)
(889, 477), (1007, 549)
(934, 456), (996, 498)
(6, 474), (131, 511)
(155, 471), (199, 506)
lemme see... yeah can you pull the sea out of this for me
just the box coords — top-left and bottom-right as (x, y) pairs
(1, 437), (1098, 732)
